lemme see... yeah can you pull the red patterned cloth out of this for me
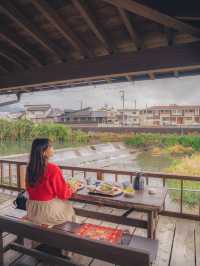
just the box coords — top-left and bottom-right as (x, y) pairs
(74, 223), (123, 244)
(21, 216), (50, 228)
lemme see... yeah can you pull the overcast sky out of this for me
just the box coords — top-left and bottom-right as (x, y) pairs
(1, 74), (200, 112)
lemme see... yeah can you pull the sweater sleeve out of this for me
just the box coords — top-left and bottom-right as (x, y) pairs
(50, 166), (73, 200)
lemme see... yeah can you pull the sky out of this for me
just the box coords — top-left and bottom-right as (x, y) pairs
(0, 74), (200, 112)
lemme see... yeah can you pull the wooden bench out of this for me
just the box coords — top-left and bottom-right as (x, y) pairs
(0, 215), (158, 266)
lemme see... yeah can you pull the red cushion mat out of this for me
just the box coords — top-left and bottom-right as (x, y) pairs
(74, 223), (123, 244)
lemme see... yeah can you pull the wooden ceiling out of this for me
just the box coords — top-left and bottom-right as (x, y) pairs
(0, 0), (200, 94)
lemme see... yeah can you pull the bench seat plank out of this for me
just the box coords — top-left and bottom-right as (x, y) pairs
(0, 213), (158, 266)
(128, 235), (158, 263)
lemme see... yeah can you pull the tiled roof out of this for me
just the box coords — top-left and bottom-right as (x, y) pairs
(147, 105), (200, 110)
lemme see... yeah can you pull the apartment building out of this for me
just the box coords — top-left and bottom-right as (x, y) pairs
(140, 105), (200, 126)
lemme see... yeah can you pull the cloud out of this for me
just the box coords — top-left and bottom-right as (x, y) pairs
(1, 74), (200, 111)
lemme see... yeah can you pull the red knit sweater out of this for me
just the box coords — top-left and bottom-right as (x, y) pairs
(27, 163), (73, 201)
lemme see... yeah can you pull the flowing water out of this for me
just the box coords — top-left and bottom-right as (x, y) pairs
(0, 141), (174, 172)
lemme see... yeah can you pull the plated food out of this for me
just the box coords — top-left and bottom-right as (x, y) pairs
(68, 178), (85, 191)
(87, 182), (122, 197)
(123, 187), (135, 198)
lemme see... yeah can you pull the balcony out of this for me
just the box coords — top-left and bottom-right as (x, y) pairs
(0, 160), (199, 266)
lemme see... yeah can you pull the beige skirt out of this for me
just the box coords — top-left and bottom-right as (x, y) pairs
(27, 198), (76, 226)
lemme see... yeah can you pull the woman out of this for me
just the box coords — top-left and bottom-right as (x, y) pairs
(26, 138), (77, 226)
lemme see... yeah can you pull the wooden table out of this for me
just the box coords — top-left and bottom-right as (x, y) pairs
(72, 187), (168, 239)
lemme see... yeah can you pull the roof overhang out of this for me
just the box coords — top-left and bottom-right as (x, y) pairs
(0, 41), (200, 95)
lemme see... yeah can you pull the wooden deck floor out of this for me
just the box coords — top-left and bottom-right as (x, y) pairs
(0, 192), (199, 266)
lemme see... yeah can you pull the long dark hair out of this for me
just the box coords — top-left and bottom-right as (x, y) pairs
(26, 138), (51, 187)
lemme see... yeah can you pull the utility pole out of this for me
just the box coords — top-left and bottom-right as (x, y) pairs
(120, 90), (125, 126)
(80, 101), (83, 110)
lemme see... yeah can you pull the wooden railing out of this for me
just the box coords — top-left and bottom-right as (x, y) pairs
(0, 159), (199, 221)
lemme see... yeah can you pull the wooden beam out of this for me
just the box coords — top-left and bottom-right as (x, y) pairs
(117, 7), (141, 50)
(165, 28), (176, 46)
(0, 41), (200, 92)
(0, 29), (42, 67)
(126, 75), (134, 81)
(103, 0), (200, 37)
(72, 0), (113, 54)
(148, 72), (155, 80)
(176, 17), (200, 21)
(0, 1), (66, 61)
(32, 0), (93, 58)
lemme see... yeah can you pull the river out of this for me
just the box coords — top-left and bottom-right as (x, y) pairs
(0, 141), (174, 173)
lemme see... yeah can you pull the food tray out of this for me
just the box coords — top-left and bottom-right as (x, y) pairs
(88, 187), (123, 197)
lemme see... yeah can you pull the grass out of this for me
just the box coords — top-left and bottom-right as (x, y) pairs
(166, 154), (200, 207)
(124, 133), (200, 151)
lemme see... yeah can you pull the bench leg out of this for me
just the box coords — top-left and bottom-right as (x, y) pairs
(147, 211), (154, 239)
(0, 230), (4, 265)
(147, 211), (158, 240)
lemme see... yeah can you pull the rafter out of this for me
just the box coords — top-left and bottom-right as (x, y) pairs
(0, 28), (42, 67)
(103, 0), (200, 37)
(72, 0), (113, 54)
(117, 7), (141, 50)
(0, 65), (8, 73)
(0, 49), (25, 71)
(0, 0), (66, 62)
(32, 0), (93, 58)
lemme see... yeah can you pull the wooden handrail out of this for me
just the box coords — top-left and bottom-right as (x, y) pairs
(0, 159), (199, 221)
(1, 159), (200, 181)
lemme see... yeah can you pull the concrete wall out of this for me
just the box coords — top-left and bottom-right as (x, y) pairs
(71, 126), (200, 134)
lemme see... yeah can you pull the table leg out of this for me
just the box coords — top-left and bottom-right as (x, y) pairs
(153, 211), (159, 239)
(147, 211), (154, 239)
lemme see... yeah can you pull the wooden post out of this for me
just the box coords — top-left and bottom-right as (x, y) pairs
(180, 179), (183, 213)
(97, 171), (103, 180)
(163, 177), (166, 210)
(17, 164), (26, 190)
(0, 230), (4, 265)
(8, 163), (12, 186)
(0, 162), (3, 185)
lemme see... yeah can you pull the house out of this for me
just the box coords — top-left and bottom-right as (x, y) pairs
(62, 107), (109, 124)
(24, 104), (63, 123)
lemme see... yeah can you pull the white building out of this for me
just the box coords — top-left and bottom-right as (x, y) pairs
(117, 109), (140, 126)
